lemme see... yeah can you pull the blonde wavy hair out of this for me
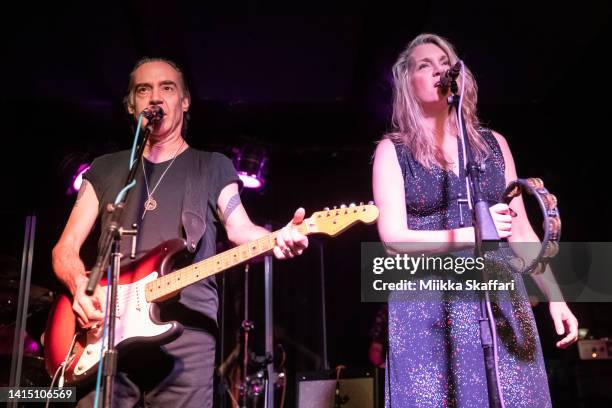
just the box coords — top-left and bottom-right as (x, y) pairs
(386, 33), (490, 169)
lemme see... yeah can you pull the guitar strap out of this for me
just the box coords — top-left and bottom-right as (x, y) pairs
(181, 151), (210, 253)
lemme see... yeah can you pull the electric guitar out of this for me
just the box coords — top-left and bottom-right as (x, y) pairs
(44, 204), (379, 384)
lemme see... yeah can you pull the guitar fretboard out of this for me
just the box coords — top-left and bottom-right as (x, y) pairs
(145, 223), (309, 302)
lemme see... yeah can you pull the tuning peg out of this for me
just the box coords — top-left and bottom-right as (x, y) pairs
(340, 204), (347, 209)
(333, 206), (337, 210)
(359, 201), (364, 206)
(368, 200), (374, 205)
(349, 203), (356, 208)
(324, 207), (330, 211)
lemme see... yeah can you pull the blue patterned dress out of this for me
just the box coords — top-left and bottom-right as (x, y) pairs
(385, 130), (551, 407)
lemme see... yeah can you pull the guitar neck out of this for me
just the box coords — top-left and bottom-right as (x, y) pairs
(145, 223), (310, 302)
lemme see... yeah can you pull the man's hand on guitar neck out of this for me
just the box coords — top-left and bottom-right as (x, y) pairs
(273, 207), (309, 260)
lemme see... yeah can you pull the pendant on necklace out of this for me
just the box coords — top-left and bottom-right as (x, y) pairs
(144, 197), (157, 211)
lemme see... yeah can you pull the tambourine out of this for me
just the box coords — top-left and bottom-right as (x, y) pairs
(502, 178), (561, 274)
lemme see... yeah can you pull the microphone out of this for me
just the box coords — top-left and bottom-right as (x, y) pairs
(141, 106), (165, 122)
(439, 61), (462, 89)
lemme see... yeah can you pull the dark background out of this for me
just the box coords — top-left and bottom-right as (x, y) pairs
(1, 1), (611, 406)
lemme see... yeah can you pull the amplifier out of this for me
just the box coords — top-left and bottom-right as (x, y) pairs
(577, 338), (612, 360)
(296, 369), (380, 408)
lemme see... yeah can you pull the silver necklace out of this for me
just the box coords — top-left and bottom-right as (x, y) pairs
(141, 140), (185, 219)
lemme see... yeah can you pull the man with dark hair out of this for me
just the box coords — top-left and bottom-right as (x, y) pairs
(52, 58), (308, 407)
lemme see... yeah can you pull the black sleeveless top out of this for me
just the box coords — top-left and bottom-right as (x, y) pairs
(84, 148), (240, 324)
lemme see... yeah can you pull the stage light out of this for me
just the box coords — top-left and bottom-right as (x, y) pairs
(69, 163), (90, 194)
(59, 151), (92, 195)
(233, 145), (267, 189)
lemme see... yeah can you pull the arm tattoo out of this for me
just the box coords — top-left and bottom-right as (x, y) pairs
(74, 180), (89, 208)
(223, 193), (242, 221)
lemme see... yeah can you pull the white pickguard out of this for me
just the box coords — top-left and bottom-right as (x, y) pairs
(73, 272), (173, 377)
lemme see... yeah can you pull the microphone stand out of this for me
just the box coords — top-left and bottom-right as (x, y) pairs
(448, 73), (503, 408)
(85, 119), (152, 408)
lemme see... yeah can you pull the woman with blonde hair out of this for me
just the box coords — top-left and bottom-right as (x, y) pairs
(372, 33), (577, 407)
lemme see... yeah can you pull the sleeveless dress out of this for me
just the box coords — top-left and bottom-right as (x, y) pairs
(385, 130), (552, 407)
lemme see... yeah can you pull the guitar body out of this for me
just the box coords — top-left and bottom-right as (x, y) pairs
(44, 239), (188, 385)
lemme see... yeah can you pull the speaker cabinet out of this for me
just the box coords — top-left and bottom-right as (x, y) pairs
(296, 369), (379, 408)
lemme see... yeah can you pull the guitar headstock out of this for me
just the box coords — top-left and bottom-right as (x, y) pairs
(305, 202), (379, 237)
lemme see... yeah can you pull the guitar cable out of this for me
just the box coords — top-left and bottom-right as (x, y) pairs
(115, 112), (146, 204)
(57, 333), (77, 389)
(93, 266), (112, 408)
(45, 333), (77, 408)
(91, 121), (142, 407)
